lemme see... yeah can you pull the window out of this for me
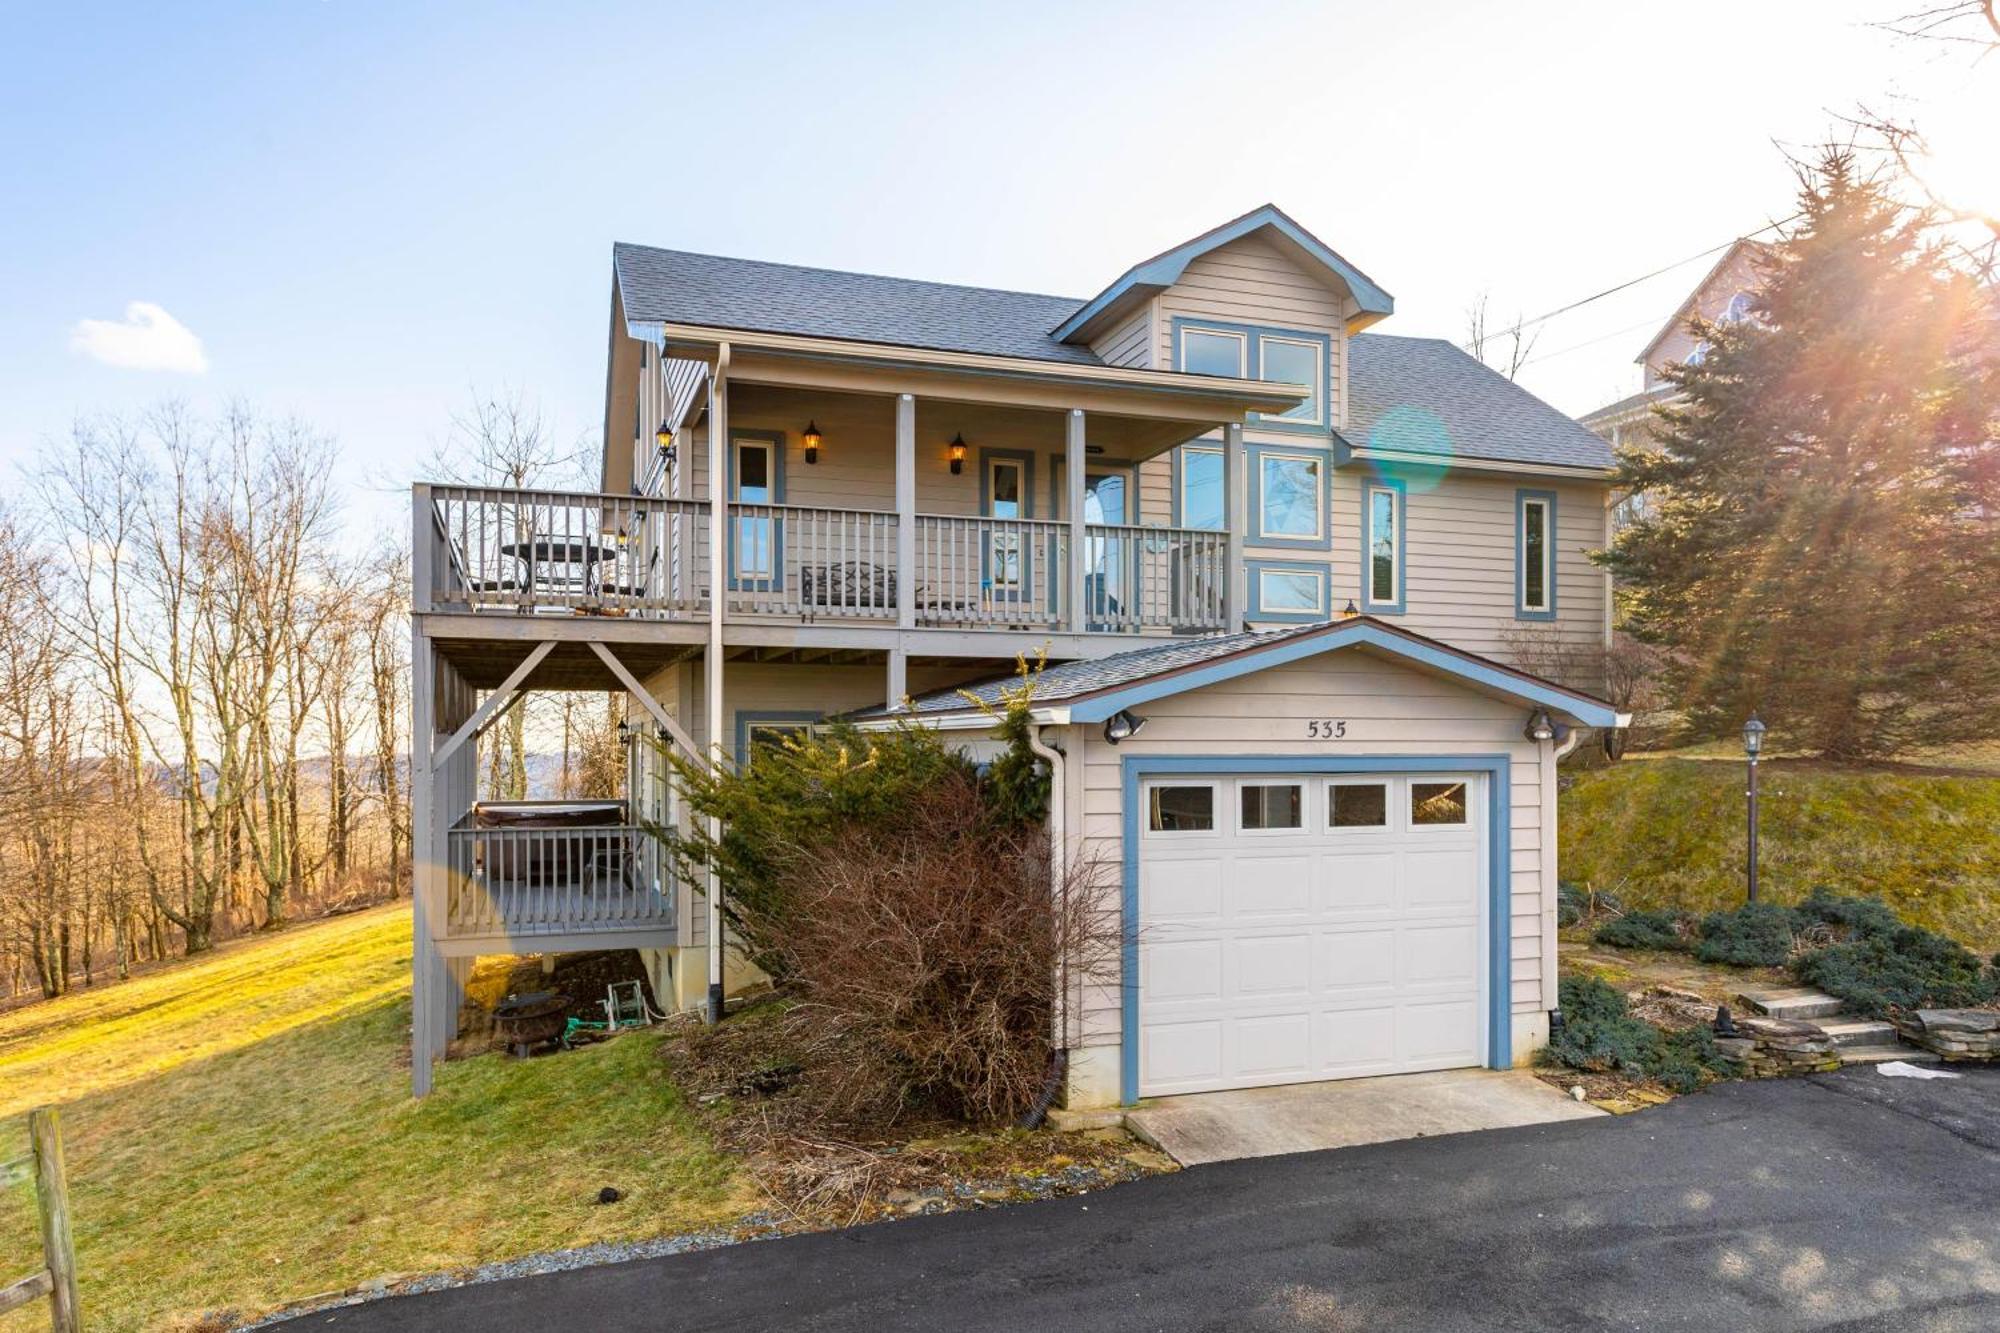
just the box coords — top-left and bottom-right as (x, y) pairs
(1329, 782), (1388, 828)
(1148, 785), (1215, 832)
(1180, 327), (1247, 378)
(1364, 482), (1403, 610)
(1177, 446), (1224, 530)
(1411, 781), (1468, 827)
(1517, 491), (1555, 619)
(737, 713), (821, 768)
(1175, 320), (1331, 433)
(984, 453), (1030, 592)
(1252, 563), (1326, 618)
(731, 435), (783, 584)
(1721, 291), (1755, 323)
(1253, 448), (1325, 544)
(1240, 783), (1303, 831)
(1258, 335), (1324, 425)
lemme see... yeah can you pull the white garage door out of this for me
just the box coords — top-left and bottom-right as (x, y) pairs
(1138, 773), (1486, 1097)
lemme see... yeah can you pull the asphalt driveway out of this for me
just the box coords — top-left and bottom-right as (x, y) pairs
(297, 1066), (2000, 1332)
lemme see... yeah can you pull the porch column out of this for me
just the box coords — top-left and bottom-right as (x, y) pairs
(1223, 421), (1246, 630)
(409, 622), (440, 1096)
(1065, 409), (1086, 634)
(895, 393), (916, 631)
(704, 347), (730, 1024)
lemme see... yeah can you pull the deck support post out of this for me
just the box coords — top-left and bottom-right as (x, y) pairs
(410, 622), (442, 1096)
(704, 346), (731, 1025)
(886, 646), (908, 709)
(895, 393), (916, 631)
(1223, 421), (1246, 630)
(1065, 409), (1086, 635)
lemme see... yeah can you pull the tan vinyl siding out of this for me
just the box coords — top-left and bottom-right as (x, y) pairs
(1331, 472), (1609, 691)
(1089, 303), (1153, 369)
(1070, 648), (1552, 1056)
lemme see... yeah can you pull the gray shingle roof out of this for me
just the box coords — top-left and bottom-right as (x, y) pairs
(860, 623), (1332, 718)
(1346, 334), (1614, 472)
(612, 245), (1613, 472)
(613, 243), (1101, 365)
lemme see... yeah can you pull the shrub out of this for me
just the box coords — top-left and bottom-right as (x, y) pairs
(1542, 977), (1733, 1094)
(1558, 882), (1621, 928)
(1793, 888), (1902, 940)
(746, 772), (1116, 1121)
(1793, 926), (2000, 1019)
(1694, 901), (1803, 967)
(1594, 909), (1692, 953)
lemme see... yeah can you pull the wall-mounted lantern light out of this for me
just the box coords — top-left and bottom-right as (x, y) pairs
(1523, 709), (1556, 744)
(802, 420), (822, 465)
(948, 433), (968, 475)
(1102, 709), (1148, 745)
(654, 420), (675, 460)
(616, 720), (633, 746)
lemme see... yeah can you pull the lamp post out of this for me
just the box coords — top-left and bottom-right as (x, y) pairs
(1742, 712), (1766, 903)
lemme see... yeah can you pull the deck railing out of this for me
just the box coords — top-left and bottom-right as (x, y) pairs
(443, 819), (674, 939)
(419, 483), (1231, 634)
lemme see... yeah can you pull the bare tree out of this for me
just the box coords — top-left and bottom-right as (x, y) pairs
(1466, 292), (1544, 380)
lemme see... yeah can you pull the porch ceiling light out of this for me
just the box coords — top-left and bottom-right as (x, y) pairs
(1103, 709), (1148, 745)
(802, 420), (822, 465)
(948, 433), (968, 475)
(1524, 709), (1556, 744)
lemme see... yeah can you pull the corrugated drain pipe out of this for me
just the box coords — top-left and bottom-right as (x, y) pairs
(1020, 724), (1068, 1129)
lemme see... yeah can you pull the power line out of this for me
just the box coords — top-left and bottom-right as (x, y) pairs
(1462, 214), (1801, 351)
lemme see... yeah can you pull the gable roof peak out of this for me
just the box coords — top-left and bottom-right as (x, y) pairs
(1051, 204), (1394, 346)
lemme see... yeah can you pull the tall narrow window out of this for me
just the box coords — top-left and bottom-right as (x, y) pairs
(1178, 446), (1224, 530)
(731, 436), (779, 584)
(1517, 490), (1555, 619)
(985, 454), (1027, 593)
(1365, 483), (1402, 610)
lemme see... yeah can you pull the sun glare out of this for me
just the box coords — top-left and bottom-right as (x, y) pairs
(1914, 76), (2000, 222)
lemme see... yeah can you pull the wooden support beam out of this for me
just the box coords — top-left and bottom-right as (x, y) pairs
(1066, 408), (1087, 635)
(1224, 421), (1245, 630)
(31, 1108), (80, 1333)
(0, 1270), (53, 1317)
(895, 393), (916, 630)
(588, 641), (699, 757)
(429, 639), (555, 771)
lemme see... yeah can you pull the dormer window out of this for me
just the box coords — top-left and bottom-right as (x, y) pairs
(1180, 326), (1247, 378)
(1173, 319), (1329, 432)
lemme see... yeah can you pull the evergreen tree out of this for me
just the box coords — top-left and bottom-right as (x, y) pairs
(1607, 149), (2000, 758)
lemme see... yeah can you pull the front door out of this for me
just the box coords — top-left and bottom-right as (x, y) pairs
(730, 435), (780, 590)
(984, 453), (1028, 600)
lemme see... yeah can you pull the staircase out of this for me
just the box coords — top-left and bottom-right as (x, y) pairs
(1736, 987), (1938, 1068)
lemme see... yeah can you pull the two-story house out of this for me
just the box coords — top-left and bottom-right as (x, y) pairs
(407, 205), (1625, 1106)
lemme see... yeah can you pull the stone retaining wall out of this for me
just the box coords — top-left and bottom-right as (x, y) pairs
(1714, 1016), (1841, 1077)
(1890, 1010), (2000, 1062)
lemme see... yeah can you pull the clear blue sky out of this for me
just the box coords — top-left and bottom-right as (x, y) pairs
(0, 1), (1967, 541)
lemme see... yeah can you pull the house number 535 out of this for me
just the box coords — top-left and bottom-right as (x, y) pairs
(1307, 720), (1347, 739)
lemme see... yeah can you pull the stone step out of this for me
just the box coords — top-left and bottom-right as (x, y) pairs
(1818, 1018), (1899, 1049)
(1737, 987), (1846, 1021)
(1838, 1044), (1941, 1067)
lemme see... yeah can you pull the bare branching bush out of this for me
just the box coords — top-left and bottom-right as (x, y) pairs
(746, 771), (1119, 1123)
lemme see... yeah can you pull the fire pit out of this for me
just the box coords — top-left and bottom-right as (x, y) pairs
(492, 990), (569, 1057)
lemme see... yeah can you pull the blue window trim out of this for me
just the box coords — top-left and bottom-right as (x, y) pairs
(1119, 754), (1514, 1104)
(1245, 559), (1330, 623)
(1169, 440), (1225, 531)
(1245, 442), (1332, 550)
(1170, 316), (1333, 437)
(1359, 474), (1407, 614)
(727, 428), (787, 592)
(733, 709), (821, 767)
(978, 447), (1037, 603)
(1515, 488), (1558, 622)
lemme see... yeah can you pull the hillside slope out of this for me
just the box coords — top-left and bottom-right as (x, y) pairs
(1560, 759), (2000, 951)
(0, 905), (744, 1332)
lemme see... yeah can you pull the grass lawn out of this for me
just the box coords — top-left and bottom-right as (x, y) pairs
(1561, 758), (2000, 952)
(0, 905), (748, 1333)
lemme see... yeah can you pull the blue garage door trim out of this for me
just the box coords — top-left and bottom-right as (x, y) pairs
(1119, 753), (1515, 1105)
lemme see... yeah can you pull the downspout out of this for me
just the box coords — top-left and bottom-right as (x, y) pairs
(1020, 724), (1069, 1129)
(1545, 722), (1582, 1042)
(705, 342), (731, 1025)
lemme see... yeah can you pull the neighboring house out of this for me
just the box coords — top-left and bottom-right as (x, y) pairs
(407, 204), (1624, 1104)
(1582, 237), (1773, 458)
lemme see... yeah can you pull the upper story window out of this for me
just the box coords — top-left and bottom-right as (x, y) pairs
(1177, 445), (1224, 530)
(1247, 445), (1328, 548)
(1174, 319), (1331, 432)
(1516, 490), (1557, 620)
(1180, 326), (1248, 378)
(1363, 478), (1404, 612)
(1721, 290), (1755, 323)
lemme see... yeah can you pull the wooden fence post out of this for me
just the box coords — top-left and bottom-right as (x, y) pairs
(32, 1108), (81, 1333)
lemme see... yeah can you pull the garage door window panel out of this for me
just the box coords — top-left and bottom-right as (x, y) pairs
(1147, 784), (1218, 833)
(1411, 781), (1468, 827)
(1238, 782), (1303, 832)
(1328, 781), (1389, 830)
